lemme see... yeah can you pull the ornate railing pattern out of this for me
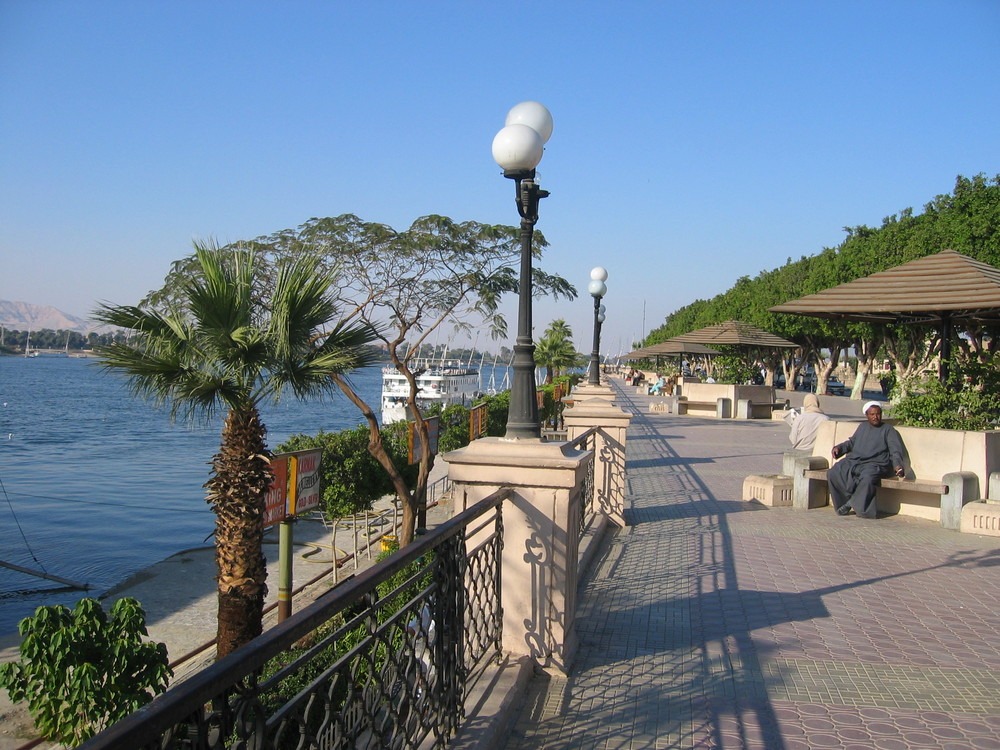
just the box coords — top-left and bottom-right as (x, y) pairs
(78, 489), (510, 750)
(569, 427), (598, 539)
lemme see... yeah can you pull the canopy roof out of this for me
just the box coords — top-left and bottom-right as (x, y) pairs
(664, 320), (798, 348)
(769, 250), (1000, 325)
(624, 341), (719, 360)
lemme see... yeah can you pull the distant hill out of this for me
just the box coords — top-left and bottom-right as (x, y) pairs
(0, 300), (95, 333)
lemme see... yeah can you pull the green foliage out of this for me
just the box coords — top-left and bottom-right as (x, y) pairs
(0, 598), (171, 745)
(279, 422), (417, 519)
(481, 390), (510, 436)
(891, 358), (1000, 430)
(435, 402), (472, 453)
(712, 352), (758, 384)
(640, 173), (1000, 377)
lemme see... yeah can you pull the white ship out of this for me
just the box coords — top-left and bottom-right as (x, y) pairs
(380, 360), (481, 424)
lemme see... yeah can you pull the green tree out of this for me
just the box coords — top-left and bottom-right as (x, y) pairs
(93, 243), (376, 658)
(535, 319), (582, 383)
(0, 598), (171, 745)
(143, 215), (577, 547)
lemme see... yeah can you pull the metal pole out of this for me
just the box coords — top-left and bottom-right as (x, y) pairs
(277, 519), (294, 622)
(589, 295), (602, 385)
(504, 173), (547, 439)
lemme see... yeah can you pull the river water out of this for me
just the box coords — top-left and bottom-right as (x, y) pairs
(0, 355), (506, 634)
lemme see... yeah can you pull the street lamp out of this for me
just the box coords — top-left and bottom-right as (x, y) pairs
(492, 101), (553, 439)
(588, 267), (608, 385)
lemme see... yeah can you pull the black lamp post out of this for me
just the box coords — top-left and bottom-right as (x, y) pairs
(492, 102), (553, 439)
(588, 267), (608, 386)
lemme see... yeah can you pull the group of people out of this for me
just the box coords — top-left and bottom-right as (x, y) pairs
(786, 395), (906, 520)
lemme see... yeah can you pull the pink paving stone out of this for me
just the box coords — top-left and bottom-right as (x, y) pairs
(930, 725), (967, 740)
(799, 703), (831, 716)
(772, 708), (800, 721)
(806, 732), (842, 747)
(957, 720), (993, 734)
(858, 708), (892, 720)
(921, 711), (956, 724)
(902, 731), (940, 745)
(829, 712), (865, 726)
(867, 722), (902, 736)
(895, 715), (927, 729)
(970, 736), (1000, 750)
(782, 740), (811, 750)
(802, 718), (836, 731)
(839, 727), (872, 741)
(778, 723), (806, 737)
(873, 737), (909, 750)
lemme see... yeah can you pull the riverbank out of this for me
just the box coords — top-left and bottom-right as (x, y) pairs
(0, 464), (453, 749)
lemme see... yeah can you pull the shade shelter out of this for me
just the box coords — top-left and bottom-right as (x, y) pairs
(768, 249), (1000, 381)
(664, 320), (799, 349)
(624, 341), (719, 359)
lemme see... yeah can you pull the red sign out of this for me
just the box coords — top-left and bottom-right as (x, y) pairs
(264, 456), (289, 527)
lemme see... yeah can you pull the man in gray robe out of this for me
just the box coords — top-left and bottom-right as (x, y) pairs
(829, 401), (906, 519)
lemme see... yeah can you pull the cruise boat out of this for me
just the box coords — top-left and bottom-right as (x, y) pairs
(381, 360), (480, 424)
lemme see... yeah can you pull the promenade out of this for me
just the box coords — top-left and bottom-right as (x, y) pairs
(502, 381), (1000, 750)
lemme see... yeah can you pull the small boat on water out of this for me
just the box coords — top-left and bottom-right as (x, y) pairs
(381, 359), (480, 424)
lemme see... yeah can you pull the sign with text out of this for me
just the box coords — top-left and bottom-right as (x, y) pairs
(263, 449), (322, 524)
(264, 456), (290, 527)
(408, 416), (440, 465)
(288, 448), (322, 515)
(469, 403), (487, 441)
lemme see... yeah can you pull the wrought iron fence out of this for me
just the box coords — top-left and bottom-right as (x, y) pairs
(78, 489), (509, 750)
(569, 427), (598, 539)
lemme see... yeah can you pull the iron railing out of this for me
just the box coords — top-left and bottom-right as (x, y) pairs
(569, 427), (598, 539)
(78, 489), (509, 750)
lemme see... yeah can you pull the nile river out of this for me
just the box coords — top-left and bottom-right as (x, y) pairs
(0, 355), (394, 633)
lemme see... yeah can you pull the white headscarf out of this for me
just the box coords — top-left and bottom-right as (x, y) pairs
(862, 400), (883, 415)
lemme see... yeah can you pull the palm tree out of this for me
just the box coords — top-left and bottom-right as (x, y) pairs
(535, 319), (580, 383)
(93, 243), (376, 658)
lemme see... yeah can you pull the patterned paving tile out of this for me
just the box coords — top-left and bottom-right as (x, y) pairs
(502, 383), (1000, 749)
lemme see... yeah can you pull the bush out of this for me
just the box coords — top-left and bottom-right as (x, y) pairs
(891, 358), (1000, 430)
(0, 598), (171, 745)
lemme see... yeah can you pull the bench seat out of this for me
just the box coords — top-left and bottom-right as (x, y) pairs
(789, 420), (983, 530)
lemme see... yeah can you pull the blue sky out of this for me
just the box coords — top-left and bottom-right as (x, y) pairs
(2, 1), (998, 354)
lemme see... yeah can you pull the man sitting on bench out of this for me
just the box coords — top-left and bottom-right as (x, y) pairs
(829, 401), (906, 519)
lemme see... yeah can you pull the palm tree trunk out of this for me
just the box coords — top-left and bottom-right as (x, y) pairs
(208, 407), (271, 659)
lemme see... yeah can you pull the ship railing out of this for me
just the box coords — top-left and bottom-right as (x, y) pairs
(78, 489), (509, 750)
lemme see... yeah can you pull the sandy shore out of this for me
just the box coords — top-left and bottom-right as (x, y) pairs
(0, 471), (452, 749)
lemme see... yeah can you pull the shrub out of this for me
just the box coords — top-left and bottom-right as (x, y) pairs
(0, 597), (171, 745)
(891, 358), (1000, 430)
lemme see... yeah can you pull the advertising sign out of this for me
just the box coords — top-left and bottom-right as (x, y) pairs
(408, 416), (440, 465)
(264, 456), (289, 527)
(289, 448), (322, 515)
(469, 403), (487, 441)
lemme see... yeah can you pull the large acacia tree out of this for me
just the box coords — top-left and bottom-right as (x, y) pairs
(95, 243), (376, 658)
(146, 214), (576, 547)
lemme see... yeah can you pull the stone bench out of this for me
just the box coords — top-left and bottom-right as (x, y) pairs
(787, 420), (983, 530)
(736, 398), (790, 420)
(676, 396), (731, 419)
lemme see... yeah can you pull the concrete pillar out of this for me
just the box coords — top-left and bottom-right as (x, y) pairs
(563, 399), (632, 528)
(570, 382), (616, 403)
(443, 437), (591, 673)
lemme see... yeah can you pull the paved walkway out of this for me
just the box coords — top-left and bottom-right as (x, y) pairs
(503, 381), (1000, 749)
